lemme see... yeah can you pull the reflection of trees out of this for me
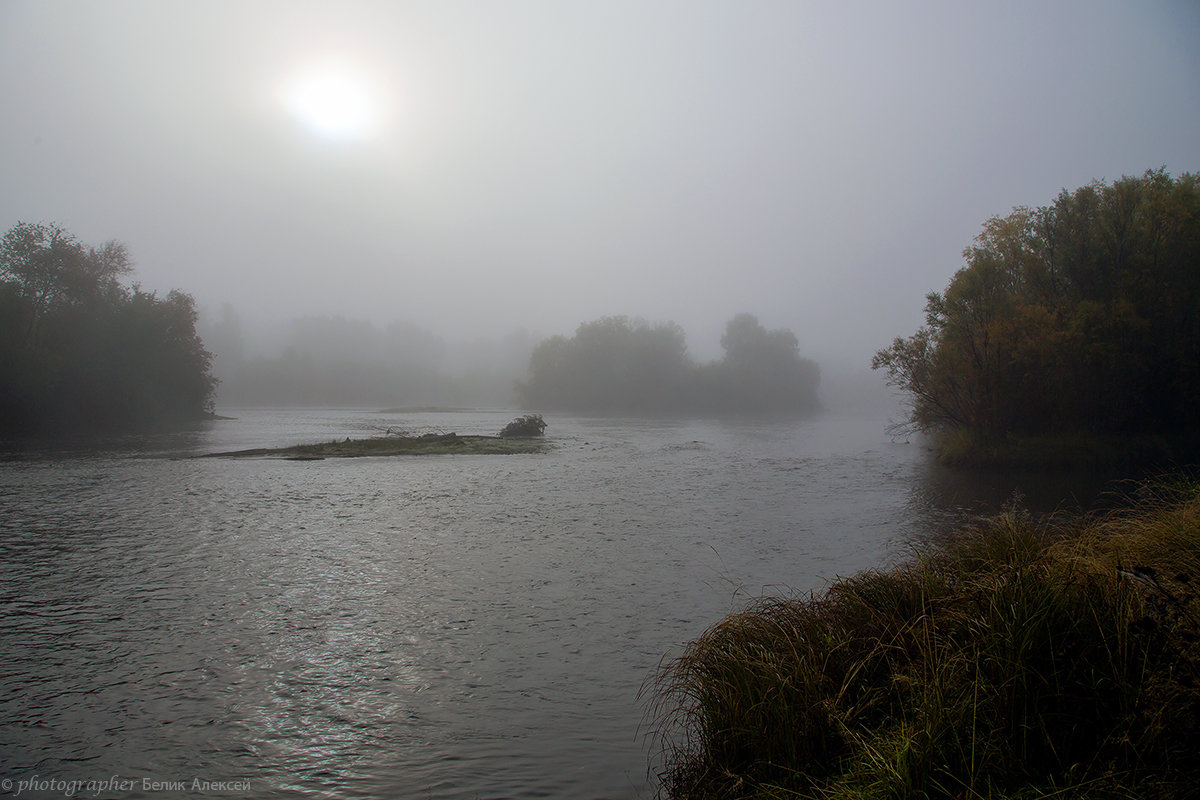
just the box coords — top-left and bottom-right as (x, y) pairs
(910, 457), (1095, 519)
(519, 314), (821, 415)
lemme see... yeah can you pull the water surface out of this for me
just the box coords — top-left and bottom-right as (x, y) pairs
(0, 408), (1121, 798)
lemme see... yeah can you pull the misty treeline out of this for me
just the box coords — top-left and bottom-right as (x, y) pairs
(874, 169), (1200, 443)
(201, 310), (820, 415)
(518, 314), (820, 414)
(0, 222), (215, 434)
(201, 308), (536, 407)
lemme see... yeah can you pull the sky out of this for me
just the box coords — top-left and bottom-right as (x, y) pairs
(1, 0), (1197, 366)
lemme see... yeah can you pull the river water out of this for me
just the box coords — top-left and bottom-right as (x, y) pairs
(0, 408), (1127, 799)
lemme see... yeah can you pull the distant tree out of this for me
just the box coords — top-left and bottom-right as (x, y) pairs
(705, 313), (821, 413)
(519, 314), (820, 415)
(0, 222), (216, 434)
(520, 316), (692, 413)
(873, 169), (1200, 443)
(202, 303), (245, 369)
(218, 314), (468, 407)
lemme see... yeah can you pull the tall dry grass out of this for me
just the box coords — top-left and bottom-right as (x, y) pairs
(648, 478), (1200, 799)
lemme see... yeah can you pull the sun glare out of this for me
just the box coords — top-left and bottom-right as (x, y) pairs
(284, 60), (378, 140)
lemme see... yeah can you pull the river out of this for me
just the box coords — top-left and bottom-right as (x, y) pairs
(0, 408), (1128, 799)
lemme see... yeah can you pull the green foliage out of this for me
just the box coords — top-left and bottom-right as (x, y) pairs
(874, 170), (1200, 444)
(0, 221), (216, 434)
(519, 314), (820, 414)
(648, 482), (1200, 799)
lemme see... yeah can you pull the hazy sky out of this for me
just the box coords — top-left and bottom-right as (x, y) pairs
(2, 1), (1197, 364)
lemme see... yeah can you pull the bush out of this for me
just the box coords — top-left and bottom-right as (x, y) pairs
(499, 413), (546, 438)
(648, 480), (1200, 799)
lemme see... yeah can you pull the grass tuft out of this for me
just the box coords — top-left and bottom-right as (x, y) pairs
(648, 478), (1200, 799)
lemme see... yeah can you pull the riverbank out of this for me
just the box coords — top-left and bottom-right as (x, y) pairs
(649, 476), (1200, 799)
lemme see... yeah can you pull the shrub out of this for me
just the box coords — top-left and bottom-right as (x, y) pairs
(648, 480), (1200, 799)
(499, 413), (546, 438)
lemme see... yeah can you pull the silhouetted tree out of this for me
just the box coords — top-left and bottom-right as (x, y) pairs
(1, 222), (131, 346)
(0, 222), (216, 434)
(701, 314), (821, 413)
(519, 314), (820, 415)
(520, 316), (691, 412)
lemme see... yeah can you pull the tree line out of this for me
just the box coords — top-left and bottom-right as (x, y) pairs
(0, 222), (216, 435)
(200, 308), (536, 408)
(518, 313), (820, 415)
(874, 169), (1200, 447)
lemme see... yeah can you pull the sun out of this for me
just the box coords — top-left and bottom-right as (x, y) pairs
(284, 59), (378, 140)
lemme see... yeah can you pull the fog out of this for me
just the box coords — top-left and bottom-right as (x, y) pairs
(2, 1), (1197, 396)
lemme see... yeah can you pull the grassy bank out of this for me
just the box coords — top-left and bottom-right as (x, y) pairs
(648, 478), (1200, 799)
(200, 432), (549, 459)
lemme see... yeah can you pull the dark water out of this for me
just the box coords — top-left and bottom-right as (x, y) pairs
(0, 409), (1126, 799)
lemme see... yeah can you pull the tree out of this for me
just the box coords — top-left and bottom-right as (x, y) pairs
(708, 313), (821, 413)
(520, 316), (692, 412)
(874, 169), (1200, 443)
(0, 222), (131, 345)
(519, 314), (820, 415)
(0, 221), (216, 434)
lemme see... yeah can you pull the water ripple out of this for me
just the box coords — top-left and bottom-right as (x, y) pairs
(2, 408), (1095, 798)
